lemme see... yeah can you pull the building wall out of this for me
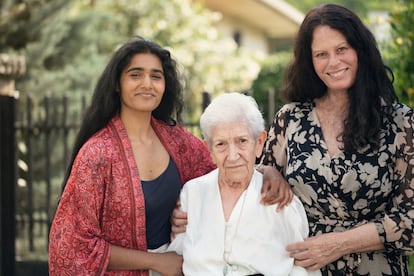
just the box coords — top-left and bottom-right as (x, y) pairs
(215, 17), (269, 56)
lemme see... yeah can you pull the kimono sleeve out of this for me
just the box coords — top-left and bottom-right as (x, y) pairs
(48, 143), (111, 276)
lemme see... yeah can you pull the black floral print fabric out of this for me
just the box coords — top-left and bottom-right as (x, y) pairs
(260, 101), (414, 276)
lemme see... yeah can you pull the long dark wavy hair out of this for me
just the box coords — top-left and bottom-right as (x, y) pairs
(61, 37), (184, 190)
(281, 3), (397, 153)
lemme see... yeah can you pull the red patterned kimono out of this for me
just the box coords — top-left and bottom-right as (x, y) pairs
(48, 115), (215, 275)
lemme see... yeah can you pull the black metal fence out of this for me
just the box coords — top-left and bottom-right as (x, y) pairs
(13, 94), (87, 275)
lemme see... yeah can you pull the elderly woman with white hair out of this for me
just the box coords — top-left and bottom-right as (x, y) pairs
(168, 92), (321, 276)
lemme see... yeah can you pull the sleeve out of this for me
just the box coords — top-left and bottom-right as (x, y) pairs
(285, 197), (323, 276)
(48, 142), (111, 276)
(377, 107), (414, 254)
(285, 196), (309, 242)
(166, 183), (190, 255)
(259, 105), (290, 175)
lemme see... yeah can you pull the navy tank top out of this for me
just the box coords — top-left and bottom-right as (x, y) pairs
(141, 158), (181, 249)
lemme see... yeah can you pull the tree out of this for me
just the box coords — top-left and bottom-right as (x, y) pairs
(0, 0), (69, 52)
(17, 1), (124, 109)
(386, 0), (414, 107)
(251, 51), (292, 125)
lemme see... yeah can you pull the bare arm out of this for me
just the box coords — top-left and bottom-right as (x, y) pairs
(108, 245), (183, 276)
(287, 223), (383, 271)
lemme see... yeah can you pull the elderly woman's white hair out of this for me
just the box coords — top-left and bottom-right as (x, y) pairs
(200, 92), (265, 144)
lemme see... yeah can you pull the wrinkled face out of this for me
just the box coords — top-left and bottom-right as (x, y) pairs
(208, 122), (266, 185)
(311, 25), (358, 94)
(119, 53), (165, 114)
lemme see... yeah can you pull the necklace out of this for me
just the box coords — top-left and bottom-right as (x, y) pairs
(222, 188), (248, 275)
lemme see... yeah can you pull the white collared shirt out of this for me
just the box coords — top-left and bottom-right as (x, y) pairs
(168, 169), (321, 276)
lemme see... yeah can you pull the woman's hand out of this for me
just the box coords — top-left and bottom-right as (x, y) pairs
(259, 165), (293, 211)
(287, 223), (382, 271)
(171, 200), (187, 239)
(286, 232), (345, 271)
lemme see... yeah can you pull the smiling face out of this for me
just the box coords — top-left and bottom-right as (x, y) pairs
(311, 25), (358, 94)
(208, 122), (266, 186)
(119, 53), (165, 115)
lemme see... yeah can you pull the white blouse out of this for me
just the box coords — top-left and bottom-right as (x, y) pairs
(168, 169), (321, 276)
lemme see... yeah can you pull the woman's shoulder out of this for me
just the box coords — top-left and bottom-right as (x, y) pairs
(77, 119), (120, 161)
(393, 102), (414, 116)
(281, 195), (309, 236)
(274, 102), (314, 124)
(279, 101), (314, 114)
(382, 102), (414, 126)
(183, 169), (218, 190)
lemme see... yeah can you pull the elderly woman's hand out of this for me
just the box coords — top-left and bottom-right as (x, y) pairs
(286, 232), (347, 271)
(259, 165), (293, 211)
(287, 222), (383, 271)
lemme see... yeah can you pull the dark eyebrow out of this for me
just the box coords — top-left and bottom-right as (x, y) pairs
(126, 67), (164, 74)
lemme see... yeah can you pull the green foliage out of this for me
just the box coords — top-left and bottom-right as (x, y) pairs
(18, 2), (124, 108)
(251, 51), (292, 125)
(385, 0), (414, 107)
(410, 257), (414, 274)
(0, 0), (69, 51)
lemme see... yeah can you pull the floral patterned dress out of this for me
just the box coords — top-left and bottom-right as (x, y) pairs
(260, 101), (414, 276)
